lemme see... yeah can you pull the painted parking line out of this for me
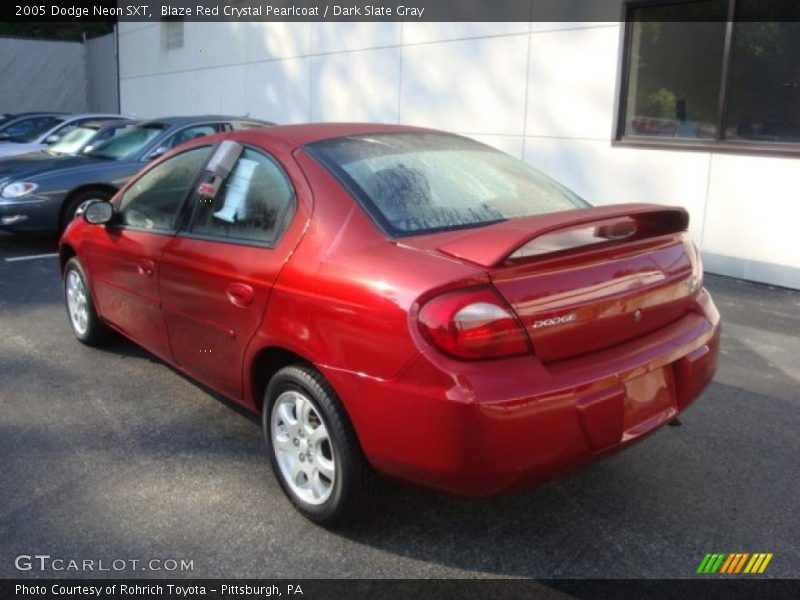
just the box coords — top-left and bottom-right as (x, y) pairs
(4, 253), (59, 263)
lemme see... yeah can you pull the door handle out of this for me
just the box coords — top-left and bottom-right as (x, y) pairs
(137, 259), (156, 277)
(227, 282), (255, 307)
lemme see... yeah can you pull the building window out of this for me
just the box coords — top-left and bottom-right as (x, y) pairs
(162, 19), (184, 51)
(619, 0), (800, 150)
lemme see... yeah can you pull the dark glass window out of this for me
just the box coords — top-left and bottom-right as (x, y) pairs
(119, 146), (211, 231)
(165, 124), (219, 149)
(621, 0), (800, 148)
(189, 148), (294, 245)
(0, 116), (64, 142)
(624, 1), (728, 140)
(308, 133), (586, 237)
(726, 18), (800, 143)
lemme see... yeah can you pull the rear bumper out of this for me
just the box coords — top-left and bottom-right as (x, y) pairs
(321, 288), (720, 496)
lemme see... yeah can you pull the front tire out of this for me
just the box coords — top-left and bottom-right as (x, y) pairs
(63, 257), (110, 346)
(263, 365), (376, 526)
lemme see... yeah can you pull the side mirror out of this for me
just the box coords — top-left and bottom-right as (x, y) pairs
(45, 134), (61, 144)
(83, 201), (114, 225)
(145, 145), (169, 161)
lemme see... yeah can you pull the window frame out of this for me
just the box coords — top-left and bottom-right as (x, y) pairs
(615, 0), (800, 157)
(114, 145), (215, 236)
(177, 143), (298, 250)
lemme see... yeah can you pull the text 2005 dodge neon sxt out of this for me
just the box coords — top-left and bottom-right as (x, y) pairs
(59, 124), (720, 525)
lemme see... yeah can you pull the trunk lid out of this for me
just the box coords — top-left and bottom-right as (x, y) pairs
(402, 204), (701, 362)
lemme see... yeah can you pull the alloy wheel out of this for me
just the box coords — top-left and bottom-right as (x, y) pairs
(271, 390), (336, 505)
(65, 269), (89, 335)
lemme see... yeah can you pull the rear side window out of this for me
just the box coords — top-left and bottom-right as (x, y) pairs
(189, 148), (294, 245)
(231, 120), (273, 130)
(119, 146), (212, 231)
(2, 116), (63, 141)
(166, 124), (219, 149)
(307, 132), (587, 237)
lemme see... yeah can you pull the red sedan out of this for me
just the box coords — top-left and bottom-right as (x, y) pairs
(59, 124), (720, 525)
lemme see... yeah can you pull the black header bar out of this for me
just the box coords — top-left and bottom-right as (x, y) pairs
(3, 579), (800, 600)
(3, 0), (800, 23)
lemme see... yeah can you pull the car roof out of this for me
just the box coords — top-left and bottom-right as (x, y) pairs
(7, 111), (69, 117)
(59, 113), (126, 122)
(140, 115), (266, 127)
(0, 112), (66, 122)
(77, 118), (135, 129)
(225, 122), (435, 149)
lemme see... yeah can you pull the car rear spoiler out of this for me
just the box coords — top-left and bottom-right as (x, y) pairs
(436, 204), (689, 268)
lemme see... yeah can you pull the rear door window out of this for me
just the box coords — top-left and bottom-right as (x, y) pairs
(188, 147), (295, 245)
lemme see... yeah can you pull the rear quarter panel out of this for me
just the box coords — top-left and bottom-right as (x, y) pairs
(251, 149), (487, 382)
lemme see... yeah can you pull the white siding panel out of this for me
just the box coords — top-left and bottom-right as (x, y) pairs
(245, 22), (312, 61)
(402, 22), (528, 45)
(400, 35), (529, 135)
(526, 25), (621, 140)
(310, 48), (400, 123)
(245, 58), (311, 124)
(118, 26), (161, 80)
(704, 154), (800, 267)
(312, 22), (401, 53)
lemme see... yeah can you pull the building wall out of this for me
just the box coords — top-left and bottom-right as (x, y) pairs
(118, 21), (800, 289)
(85, 32), (120, 113)
(0, 36), (88, 113)
(0, 33), (119, 115)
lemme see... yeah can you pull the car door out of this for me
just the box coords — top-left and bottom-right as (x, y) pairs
(159, 143), (299, 399)
(82, 145), (213, 360)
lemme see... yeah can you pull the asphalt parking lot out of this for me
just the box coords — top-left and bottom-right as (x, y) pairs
(0, 231), (798, 580)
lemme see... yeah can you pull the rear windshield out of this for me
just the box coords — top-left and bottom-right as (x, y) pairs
(306, 132), (587, 236)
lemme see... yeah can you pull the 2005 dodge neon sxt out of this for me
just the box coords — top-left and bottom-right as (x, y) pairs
(59, 123), (720, 525)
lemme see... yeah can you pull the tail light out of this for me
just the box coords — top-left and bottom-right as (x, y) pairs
(417, 286), (532, 360)
(684, 237), (703, 294)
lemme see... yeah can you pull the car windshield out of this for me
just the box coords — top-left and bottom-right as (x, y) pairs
(307, 132), (588, 236)
(47, 126), (98, 155)
(85, 123), (167, 160)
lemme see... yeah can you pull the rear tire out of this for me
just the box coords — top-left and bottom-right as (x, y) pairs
(60, 189), (112, 231)
(263, 365), (376, 526)
(63, 257), (110, 346)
